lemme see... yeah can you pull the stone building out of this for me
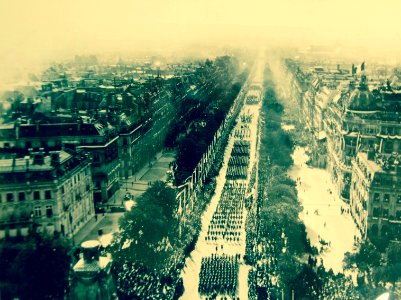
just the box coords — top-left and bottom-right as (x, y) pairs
(287, 59), (401, 242)
(0, 149), (94, 239)
(350, 151), (401, 240)
(0, 121), (120, 209)
(324, 74), (401, 201)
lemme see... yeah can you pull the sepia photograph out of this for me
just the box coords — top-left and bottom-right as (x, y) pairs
(0, 0), (401, 299)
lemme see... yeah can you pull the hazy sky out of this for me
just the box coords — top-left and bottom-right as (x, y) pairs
(1, 0), (401, 81)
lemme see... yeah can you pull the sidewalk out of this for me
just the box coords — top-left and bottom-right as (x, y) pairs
(289, 146), (359, 274)
(73, 213), (105, 246)
(118, 150), (175, 199)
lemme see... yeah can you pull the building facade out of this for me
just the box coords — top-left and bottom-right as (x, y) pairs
(350, 152), (401, 240)
(286, 59), (401, 241)
(0, 149), (94, 239)
(0, 121), (120, 209)
(324, 75), (401, 201)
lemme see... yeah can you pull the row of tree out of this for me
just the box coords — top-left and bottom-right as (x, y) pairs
(249, 65), (362, 299)
(166, 56), (249, 184)
(108, 57), (251, 300)
(109, 181), (185, 299)
(255, 67), (311, 294)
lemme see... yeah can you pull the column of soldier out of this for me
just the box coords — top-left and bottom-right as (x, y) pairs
(234, 124), (251, 139)
(198, 254), (240, 296)
(226, 141), (250, 180)
(240, 112), (253, 123)
(205, 182), (246, 244)
(198, 122), (253, 297)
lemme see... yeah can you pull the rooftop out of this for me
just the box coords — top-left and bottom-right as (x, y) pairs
(0, 150), (71, 173)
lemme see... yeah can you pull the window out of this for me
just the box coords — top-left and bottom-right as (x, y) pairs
(373, 193), (380, 202)
(7, 193), (14, 202)
(61, 186), (65, 194)
(45, 190), (51, 200)
(34, 206), (41, 217)
(396, 211), (401, 220)
(368, 125), (376, 135)
(384, 194), (390, 203)
(34, 191), (40, 200)
(383, 209), (389, 218)
(373, 208), (380, 217)
(397, 195), (401, 204)
(46, 205), (53, 218)
(18, 192), (25, 201)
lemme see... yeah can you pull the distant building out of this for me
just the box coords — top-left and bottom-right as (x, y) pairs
(0, 59), (200, 213)
(350, 152), (401, 240)
(0, 149), (94, 239)
(118, 123), (143, 179)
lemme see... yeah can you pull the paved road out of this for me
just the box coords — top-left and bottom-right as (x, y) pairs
(73, 150), (175, 245)
(180, 56), (265, 300)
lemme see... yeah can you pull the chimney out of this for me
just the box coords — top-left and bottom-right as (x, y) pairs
(64, 142), (77, 153)
(50, 151), (60, 167)
(32, 150), (45, 165)
(81, 240), (100, 263)
(25, 156), (30, 171)
(393, 154), (400, 175)
(12, 155), (16, 172)
(14, 119), (21, 140)
(77, 118), (83, 132)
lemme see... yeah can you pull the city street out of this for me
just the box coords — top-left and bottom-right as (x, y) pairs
(119, 150), (175, 199)
(3, 1), (401, 299)
(289, 146), (360, 274)
(74, 150), (175, 245)
(180, 59), (264, 300)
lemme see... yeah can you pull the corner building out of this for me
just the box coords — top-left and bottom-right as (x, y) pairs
(350, 151), (401, 241)
(0, 149), (94, 239)
(324, 75), (401, 201)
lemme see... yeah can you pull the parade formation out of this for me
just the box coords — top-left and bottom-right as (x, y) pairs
(180, 57), (264, 299)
